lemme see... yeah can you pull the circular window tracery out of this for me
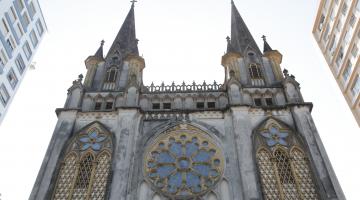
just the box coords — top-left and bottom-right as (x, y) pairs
(144, 124), (224, 199)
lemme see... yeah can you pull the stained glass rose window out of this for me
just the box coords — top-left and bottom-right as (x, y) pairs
(144, 124), (224, 199)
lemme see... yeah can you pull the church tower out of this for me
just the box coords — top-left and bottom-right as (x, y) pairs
(30, 1), (345, 200)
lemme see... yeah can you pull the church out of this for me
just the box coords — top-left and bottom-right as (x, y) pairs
(29, 1), (345, 200)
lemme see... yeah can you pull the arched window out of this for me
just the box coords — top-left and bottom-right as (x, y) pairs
(52, 123), (112, 200)
(248, 64), (263, 79)
(106, 67), (117, 83)
(254, 119), (319, 200)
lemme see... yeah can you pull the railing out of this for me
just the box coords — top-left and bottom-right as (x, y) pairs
(144, 81), (223, 93)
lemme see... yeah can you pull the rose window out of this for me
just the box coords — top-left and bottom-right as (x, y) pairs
(144, 124), (224, 199)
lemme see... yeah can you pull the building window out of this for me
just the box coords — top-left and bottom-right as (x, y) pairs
(249, 64), (263, 79)
(196, 102), (204, 109)
(105, 68), (117, 82)
(342, 3), (348, 15)
(318, 14), (325, 31)
(336, 46), (344, 66)
(255, 121), (319, 200)
(6, 38), (15, 51)
(1, 18), (9, 34)
(29, 30), (38, 47)
(323, 25), (330, 41)
(344, 30), (351, 45)
(7, 68), (18, 89)
(207, 102), (215, 108)
(105, 101), (113, 110)
(351, 44), (358, 57)
(0, 84), (10, 106)
(349, 14), (356, 27)
(94, 102), (102, 110)
(36, 19), (44, 36)
(152, 103), (160, 109)
(17, 0), (25, 10)
(163, 102), (171, 109)
(23, 41), (32, 59)
(330, 9), (335, 21)
(22, 13), (30, 26)
(328, 36), (336, 54)
(52, 125), (112, 200)
(15, 54), (25, 74)
(8, 7), (17, 24)
(15, 23), (23, 37)
(265, 98), (273, 106)
(342, 60), (352, 82)
(29, 1), (37, 16)
(0, 49), (8, 67)
(74, 154), (94, 190)
(335, 20), (342, 31)
(254, 98), (262, 106)
(351, 75), (360, 97)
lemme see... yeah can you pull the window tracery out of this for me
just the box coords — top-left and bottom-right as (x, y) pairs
(255, 119), (319, 200)
(249, 64), (263, 79)
(144, 124), (224, 199)
(52, 123), (112, 200)
(105, 67), (117, 83)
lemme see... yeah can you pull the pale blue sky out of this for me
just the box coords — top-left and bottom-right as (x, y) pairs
(0, 0), (359, 199)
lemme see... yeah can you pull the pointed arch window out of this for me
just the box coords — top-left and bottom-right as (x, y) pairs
(52, 123), (113, 200)
(106, 67), (117, 83)
(249, 64), (263, 79)
(254, 119), (319, 200)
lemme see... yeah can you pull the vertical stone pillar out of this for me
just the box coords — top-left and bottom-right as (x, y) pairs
(29, 110), (78, 200)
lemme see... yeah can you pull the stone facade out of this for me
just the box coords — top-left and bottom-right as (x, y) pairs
(30, 2), (345, 200)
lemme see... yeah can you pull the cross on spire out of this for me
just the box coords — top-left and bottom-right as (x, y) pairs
(130, 0), (137, 5)
(261, 35), (266, 41)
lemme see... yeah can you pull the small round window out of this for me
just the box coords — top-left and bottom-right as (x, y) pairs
(144, 124), (224, 199)
(247, 52), (255, 56)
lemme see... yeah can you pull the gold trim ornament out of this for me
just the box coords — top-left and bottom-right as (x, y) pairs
(144, 124), (224, 199)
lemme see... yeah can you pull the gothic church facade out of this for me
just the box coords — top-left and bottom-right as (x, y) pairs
(30, 1), (344, 200)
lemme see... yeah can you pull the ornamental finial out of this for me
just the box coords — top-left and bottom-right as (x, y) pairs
(261, 35), (266, 42)
(130, 0), (137, 5)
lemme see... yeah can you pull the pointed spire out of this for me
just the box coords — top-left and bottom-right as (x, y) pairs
(94, 40), (104, 59)
(106, 3), (139, 59)
(229, 1), (262, 55)
(262, 35), (273, 53)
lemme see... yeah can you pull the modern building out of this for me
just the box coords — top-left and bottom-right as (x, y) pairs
(313, 0), (360, 126)
(0, 0), (46, 124)
(30, 1), (344, 200)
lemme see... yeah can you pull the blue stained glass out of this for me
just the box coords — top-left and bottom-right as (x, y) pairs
(157, 165), (175, 178)
(192, 185), (201, 193)
(193, 150), (211, 162)
(81, 143), (91, 151)
(261, 126), (289, 147)
(169, 172), (182, 189)
(79, 131), (106, 151)
(186, 172), (200, 188)
(89, 131), (98, 138)
(169, 142), (182, 157)
(158, 152), (175, 163)
(179, 159), (190, 169)
(185, 142), (198, 157)
(148, 161), (156, 168)
(79, 137), (90, 143)
(91, 143), (101, 151)
(149, 172), (157, 178)
(168, 186), (177, 194)
(210, 169), (219, 177)
(193, 164), (210, 176)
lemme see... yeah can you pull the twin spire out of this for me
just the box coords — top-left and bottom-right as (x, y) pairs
(92, 1), (273, 60)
